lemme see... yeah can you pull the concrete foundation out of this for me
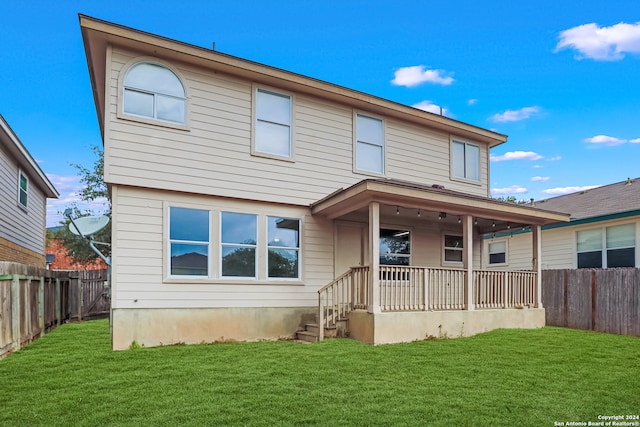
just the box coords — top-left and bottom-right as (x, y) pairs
(348, 308), (545, 344)
(111, 307), (316, 350)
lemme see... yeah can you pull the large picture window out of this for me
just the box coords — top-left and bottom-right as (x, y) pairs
(169, 207), (210, 276)
(267, 217), (300, 278)
(221, 212), (257, 278)
(380, 229), (410, 265)
(355, 114), (384, 174)
(577, 224), (636, 268)
(255, 89), (292, 158)
(452, 140), (480, 182)
(123, 62), (186, 124)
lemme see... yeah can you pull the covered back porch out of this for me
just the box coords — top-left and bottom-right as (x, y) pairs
(311, 179), (569, 343)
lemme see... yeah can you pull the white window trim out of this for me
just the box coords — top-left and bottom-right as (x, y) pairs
(576, 223), (637, 269)
(450, 137), (481, 184)
(442, 233), (464, 266)
(353, 111), (386, 176)
(266, 216), (302, 280)
(17, 169), (28, 210)
(117, 56), (190, 131)
(163, 202), (304, 285)
(251, 84), (295, 162)
(166, 205), (212, 279)
(486, 238), (508, 267)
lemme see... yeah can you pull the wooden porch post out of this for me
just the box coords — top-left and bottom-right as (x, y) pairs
(368, 202), (381, 314)
(532, 224), (543, 308)
(463, 215), (474, 310)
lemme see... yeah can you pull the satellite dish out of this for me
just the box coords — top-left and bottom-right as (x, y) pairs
(69, 215), (110, 237)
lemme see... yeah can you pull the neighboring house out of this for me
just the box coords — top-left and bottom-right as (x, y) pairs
(485, 178), (639, 271)
(80, 15), (568, 349)
(45, 237), (108, 271)
(0, 115), (59, 268)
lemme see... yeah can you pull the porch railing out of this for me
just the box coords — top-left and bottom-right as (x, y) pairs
(318, 266), (538, 339)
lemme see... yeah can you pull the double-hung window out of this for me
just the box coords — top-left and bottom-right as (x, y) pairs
(267, 217), (300, 278)
(380, 229), (410, 265)
(123, 62), (186, 124)
(254, 88), (292, 158)
(577, 224), (636, 268)
(488, 241), (507, 265)
(451, 140), (480, 181)
(221, 212), (258, 278)
(18, 171), (28, 209)
(444, 235), (463, 263)
(169, 207), (210, 276)
(355, 114), (384, 174)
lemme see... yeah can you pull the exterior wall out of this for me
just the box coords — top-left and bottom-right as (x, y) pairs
(111, 307), (316, 350)
(0, 236), (45, 267)
(497, 216), (640, 270)
(110, 185), (335, 311)
(349, 308), (545, 344)
(104, 47), (490, 212)
(0, 138), (48, 263)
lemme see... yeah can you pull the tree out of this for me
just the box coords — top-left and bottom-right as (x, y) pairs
(56, 145), (111, 264)
(494, 195), (529, 205)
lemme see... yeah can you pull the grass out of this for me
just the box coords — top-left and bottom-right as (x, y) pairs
(0, 321), (638, 426)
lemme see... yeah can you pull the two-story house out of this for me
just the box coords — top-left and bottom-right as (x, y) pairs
(0, 115), (59, 268)
(80, 15), (568, 349)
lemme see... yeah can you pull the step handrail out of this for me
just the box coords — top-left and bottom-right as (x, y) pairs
(317, 269), (353, 341)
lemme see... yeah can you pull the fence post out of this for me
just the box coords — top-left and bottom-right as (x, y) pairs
(55, 278), (61, 326)
(38, 277), (45, 333)
(77, 274), (83, 321)
(11, 275), (20, 352)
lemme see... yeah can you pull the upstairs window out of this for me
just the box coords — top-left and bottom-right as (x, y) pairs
(123, 62), (186, 124)
(577, 224), (636, 268)
(452, 140), (480, 182)
(254, 89), (292, 158)
(18, 171), (28, 209)
(355, 114), (384, 174)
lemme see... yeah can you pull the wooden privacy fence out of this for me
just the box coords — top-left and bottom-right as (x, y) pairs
(0, 262), (109, 358)
(542, 268), (640, 336)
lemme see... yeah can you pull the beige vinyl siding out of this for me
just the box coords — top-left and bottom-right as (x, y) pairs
(0, 144), (47, 255)
(105, 48), (490, 208)
(111, 185), (334, 310)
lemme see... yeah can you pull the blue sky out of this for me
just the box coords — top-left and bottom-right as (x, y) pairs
(2, 1), (640, 226)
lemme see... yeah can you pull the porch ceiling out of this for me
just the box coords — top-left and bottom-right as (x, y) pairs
(311, 179), (569, 233)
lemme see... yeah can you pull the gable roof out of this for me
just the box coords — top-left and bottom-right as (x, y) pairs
(79, 15), (507, 148)
(535, 177), (640, 221)
(0, 115), (59, 198)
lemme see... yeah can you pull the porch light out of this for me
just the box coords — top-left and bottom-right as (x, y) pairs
(492, 220), (496, 227)
(396, 206), (400, 215)
(457, 216), (461, 223)
(438, 212), (446, 220)
(507, 223), (511, 229)
(417, 209), (421, 217)
(474, 217), (478, 225)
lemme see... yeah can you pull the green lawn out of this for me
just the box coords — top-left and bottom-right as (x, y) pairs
(1, 320), (638, 426)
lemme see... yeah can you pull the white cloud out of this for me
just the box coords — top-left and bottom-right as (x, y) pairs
(467, 98), (478, 106)
(46, 173), (110, 228)
(629, 138), (640, 143)
(490, 151), (543, 162)
(584, 135), (626, 146)
(541, 185), (600, 196)
(412, 100), (450, 116)
(489, 106), (541, 123)
(532, 165), (543, 169)
(531, 176), (550, 182)
(391, 65), (454, 87)
(555, 22), (640, 61)
(491, 185), (528, 195)
(547, 156), (562, 161)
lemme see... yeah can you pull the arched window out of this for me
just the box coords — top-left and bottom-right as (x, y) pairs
(123, 62), (186, 124)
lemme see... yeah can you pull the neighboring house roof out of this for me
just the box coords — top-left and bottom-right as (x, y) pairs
(0, 114), (59, 199)
(79, 14), (507, 148)
(535, 177), (640, 222)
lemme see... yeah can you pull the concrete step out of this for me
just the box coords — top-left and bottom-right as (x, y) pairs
(295, 330), (318, 343)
